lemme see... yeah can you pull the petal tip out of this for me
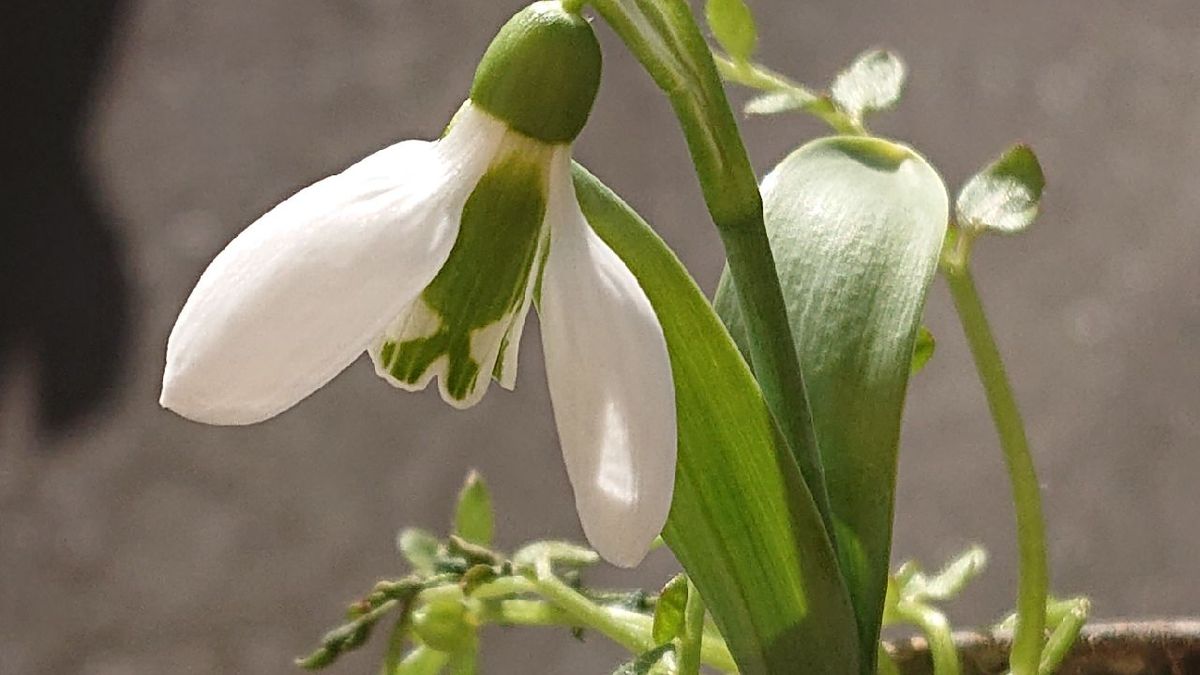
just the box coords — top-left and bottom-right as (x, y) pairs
(159, 365), (277, 426)
(584, 521), (661, 569)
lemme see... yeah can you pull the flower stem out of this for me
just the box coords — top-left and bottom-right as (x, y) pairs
(942, 255), (1047, 675)
(587, 0), (835, 540)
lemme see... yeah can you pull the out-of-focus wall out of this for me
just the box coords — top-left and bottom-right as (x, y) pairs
(1, 1), (1197, 673)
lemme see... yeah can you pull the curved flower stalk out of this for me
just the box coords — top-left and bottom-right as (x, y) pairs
(160, 2), (675, 568)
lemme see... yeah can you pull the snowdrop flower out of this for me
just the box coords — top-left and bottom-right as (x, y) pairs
(161, 2), (675, 567)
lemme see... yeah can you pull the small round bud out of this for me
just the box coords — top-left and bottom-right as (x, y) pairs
(470, 2), (602, 144)
(411, 588), (474, 653)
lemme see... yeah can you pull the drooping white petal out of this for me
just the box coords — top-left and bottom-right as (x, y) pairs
(162, 104), (507, 425)
(537, 149), (677, 567)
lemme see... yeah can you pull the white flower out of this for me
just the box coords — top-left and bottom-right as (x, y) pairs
(161, 90), (676, 565)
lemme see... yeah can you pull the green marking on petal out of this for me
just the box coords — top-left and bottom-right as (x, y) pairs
(378, 139), (552, 404)
(379, 341), (395, 367)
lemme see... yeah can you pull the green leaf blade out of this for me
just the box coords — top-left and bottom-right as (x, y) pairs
(911, 326), (936, 375)
(453, 470), (495, 547)
(920, 545), (988, 601)
(956, 144), (1045, 234)
(830, 50), (906, 122)
(398, 528), (441, 574)
(715, 136), (949, 671)
(652, 574), (690, 644)
(704, 0), (758, 63)
(744, 89), (821, 116)
(575, 165), (860, 675)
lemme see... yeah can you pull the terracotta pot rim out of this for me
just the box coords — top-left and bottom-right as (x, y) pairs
(888, 619), (1200, 651)
(886, 619), (1200, 675)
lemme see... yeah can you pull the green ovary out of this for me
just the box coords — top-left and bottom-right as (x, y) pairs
(380, 153), (548, 402)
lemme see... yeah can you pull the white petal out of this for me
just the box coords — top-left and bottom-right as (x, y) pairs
(162, 104), (507, 424)
(494, 220), (549, 391)
(537, 149), (677, 567)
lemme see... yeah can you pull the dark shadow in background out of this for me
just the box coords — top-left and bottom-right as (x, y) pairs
(1, 1), (131, 436)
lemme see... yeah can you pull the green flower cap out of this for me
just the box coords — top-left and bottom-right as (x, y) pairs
(469, 2), (602, 144)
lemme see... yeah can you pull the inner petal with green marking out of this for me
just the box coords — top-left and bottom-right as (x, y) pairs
(372, 135), (553, 407)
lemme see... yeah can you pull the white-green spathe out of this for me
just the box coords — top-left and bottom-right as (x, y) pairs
(160, 3), (676, 568)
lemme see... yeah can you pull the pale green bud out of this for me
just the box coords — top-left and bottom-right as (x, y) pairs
(411, 587), (474, 653)
(469, 2), (602, 144)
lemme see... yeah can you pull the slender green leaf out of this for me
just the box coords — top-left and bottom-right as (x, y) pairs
(919, 545), (988, 600)
(830, 50), (906, 121)
(705, 0), (758, 63)
(715, 136), (949, 672)
(652, 574), (690, 644)
(453, 471), (494, 547)
(956, 144), (1045, 234)
(575, 165), (859, 675)
(911, 326), (936, 375)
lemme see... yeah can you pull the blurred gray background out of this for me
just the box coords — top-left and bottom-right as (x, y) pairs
(2, 0), (1198, 673)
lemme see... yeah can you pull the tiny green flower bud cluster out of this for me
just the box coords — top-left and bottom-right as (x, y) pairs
(470, 2), (602, 144)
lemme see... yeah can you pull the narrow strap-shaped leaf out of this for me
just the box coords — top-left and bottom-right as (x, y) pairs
(715, 136), (948, 672)
(574, 164), (860, 675)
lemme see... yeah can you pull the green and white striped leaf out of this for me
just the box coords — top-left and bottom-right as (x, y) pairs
(575, 165), (860, 675)
(715, 136), (948, 671)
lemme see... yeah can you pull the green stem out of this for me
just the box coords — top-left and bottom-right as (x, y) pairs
(473, 573), (738, 670)
(677, 580), (706, 675)
(529, 564), (738, 672)
(894, 601), (959, 675)
(382, 613), (411, 675)
(1037, 598), (1089, 675)
(531, 566), (655, 653)
(586, 0), (835, 542)
(470, 575), (536, 600)
(711, 54), (866, 135)
(484, 599), (569, 626)
(942, 255), (1047, 675)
